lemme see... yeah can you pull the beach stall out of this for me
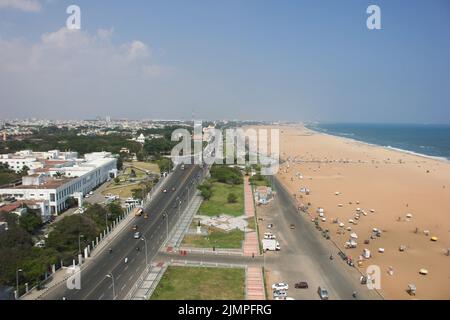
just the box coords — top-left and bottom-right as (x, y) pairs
(363, 249), (371, 259)
(407, 284), (416, 296)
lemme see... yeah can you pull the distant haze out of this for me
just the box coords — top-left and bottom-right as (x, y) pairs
(0, 0), (449, 123)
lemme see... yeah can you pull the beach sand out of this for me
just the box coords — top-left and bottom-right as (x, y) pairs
(257, 124), (450, 299)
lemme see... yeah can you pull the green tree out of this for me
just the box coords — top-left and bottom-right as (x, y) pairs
(116, 157), (123, 170)
(227, 193), (238, 203)
(19, 211), (42, 234)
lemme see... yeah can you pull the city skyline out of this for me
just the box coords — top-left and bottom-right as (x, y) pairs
(1, 0), (449, 123)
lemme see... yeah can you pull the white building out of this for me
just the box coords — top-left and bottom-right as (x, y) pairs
(0, 150), (78, 174)
(136, 133), (146, 144)
(0, 151), (117, 215)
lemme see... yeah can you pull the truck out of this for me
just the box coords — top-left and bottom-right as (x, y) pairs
(262, 239), (280, 252)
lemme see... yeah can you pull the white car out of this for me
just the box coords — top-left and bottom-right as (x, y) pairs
(272, 282), (289, 291)
(273, 290), (288, 298)
(264, 233), (276, 240)
(89, 191), (94, 195)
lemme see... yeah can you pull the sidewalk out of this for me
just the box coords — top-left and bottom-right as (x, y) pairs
(246, 267), (266, 300)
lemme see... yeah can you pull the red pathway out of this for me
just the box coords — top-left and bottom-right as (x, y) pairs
(243, 177), (266, 300)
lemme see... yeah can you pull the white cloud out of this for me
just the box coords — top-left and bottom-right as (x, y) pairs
(0, 27), (175, 119)
(0, 0), (42, 12)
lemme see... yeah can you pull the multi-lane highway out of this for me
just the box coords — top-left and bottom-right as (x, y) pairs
(42, 164), (204, 300)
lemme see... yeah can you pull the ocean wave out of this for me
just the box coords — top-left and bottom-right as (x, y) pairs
(306, 125), (450, 162)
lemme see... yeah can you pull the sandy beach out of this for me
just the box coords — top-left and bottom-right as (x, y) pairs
(262, 124), (450, 299)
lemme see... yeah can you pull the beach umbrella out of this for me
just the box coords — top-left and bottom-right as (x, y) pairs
(378, 248), (385, 253)
(406, 213), (413, 219)
(339, 223), (345, 227)
(370, 209), (375, 213)
(419, 269), (428, 275)
(430, 236), (438, 242)
(350, 233), (358, 239)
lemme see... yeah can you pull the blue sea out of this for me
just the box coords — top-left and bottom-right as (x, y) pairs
(305, 123), (450, 161)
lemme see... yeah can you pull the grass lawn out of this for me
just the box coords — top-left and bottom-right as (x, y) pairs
(124, 161), (160, 173)
(181, 225), (244, 249)
(101, 182), (141, 199)
(199, 182), (244, 217)
(151, 266), (245, 300)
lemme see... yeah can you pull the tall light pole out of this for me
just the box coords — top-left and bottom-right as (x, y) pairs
(141, 236), (148, 266)
(105, 273), (116, 300)
(78, 234), (84, 254)
(16, 268), (23, 299)
(163, 212), (169, 240)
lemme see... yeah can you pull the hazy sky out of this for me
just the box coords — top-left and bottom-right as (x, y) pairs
(0, 0), (449, 123)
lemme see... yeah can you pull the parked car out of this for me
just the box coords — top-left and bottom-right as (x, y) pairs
(290, 224), (295, 229)
(272, 282), (289, 291)
(172, 187), (176, 191)
(162, 189), (167, 193)
(317, 286), (329, 300)
(295, 282), (308, 289)
(264, 232), (276, 240)
(133, 232), (141, 239)
(267, 224), (274, 229)
(132, 225), (138, 231)
(89, 191), (94, 195)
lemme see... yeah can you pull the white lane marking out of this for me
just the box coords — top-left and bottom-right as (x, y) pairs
(121, 284), (126, 292)
(98, 293), (104, 300)
(116, 274), (121, 280)
(124, 265), (129, 271)
(129, 275), (134, 281)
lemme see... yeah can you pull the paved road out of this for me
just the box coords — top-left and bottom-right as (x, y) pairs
(41, 164), (204, 300)
(260, 177), (383, 300)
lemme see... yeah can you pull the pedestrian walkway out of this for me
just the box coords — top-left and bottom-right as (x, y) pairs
(130, 262), (167, 300)
(165, 193), (203, 248)
(246, 267), (265, 300)
(243, 176), (259, 257)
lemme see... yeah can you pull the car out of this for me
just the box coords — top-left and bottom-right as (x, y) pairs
(272, 282), (289, 291)
(89, 191), (94, 195)
(132, 225), (138, 231)
(295, 282), (309, 289)
(317, 286), (329, 300)
(267, 224), (274, 229)
(133, 232), (141, 239)
(273, 290), (288, 298)
(84, 194), (90, 198)
(162, 189), (167, 193)
(290, 224), (295, 229)
(172, 187), (176, 191)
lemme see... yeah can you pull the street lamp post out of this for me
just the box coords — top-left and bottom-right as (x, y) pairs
(141, 236), (148, 266)
(78, 234), (84, 254)
(16, 268), (23, 299)
(163, 212), (169, 240)
(105, 273), (116, 300)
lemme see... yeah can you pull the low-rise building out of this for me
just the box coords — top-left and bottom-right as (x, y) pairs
(0, 151), (117, 216)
